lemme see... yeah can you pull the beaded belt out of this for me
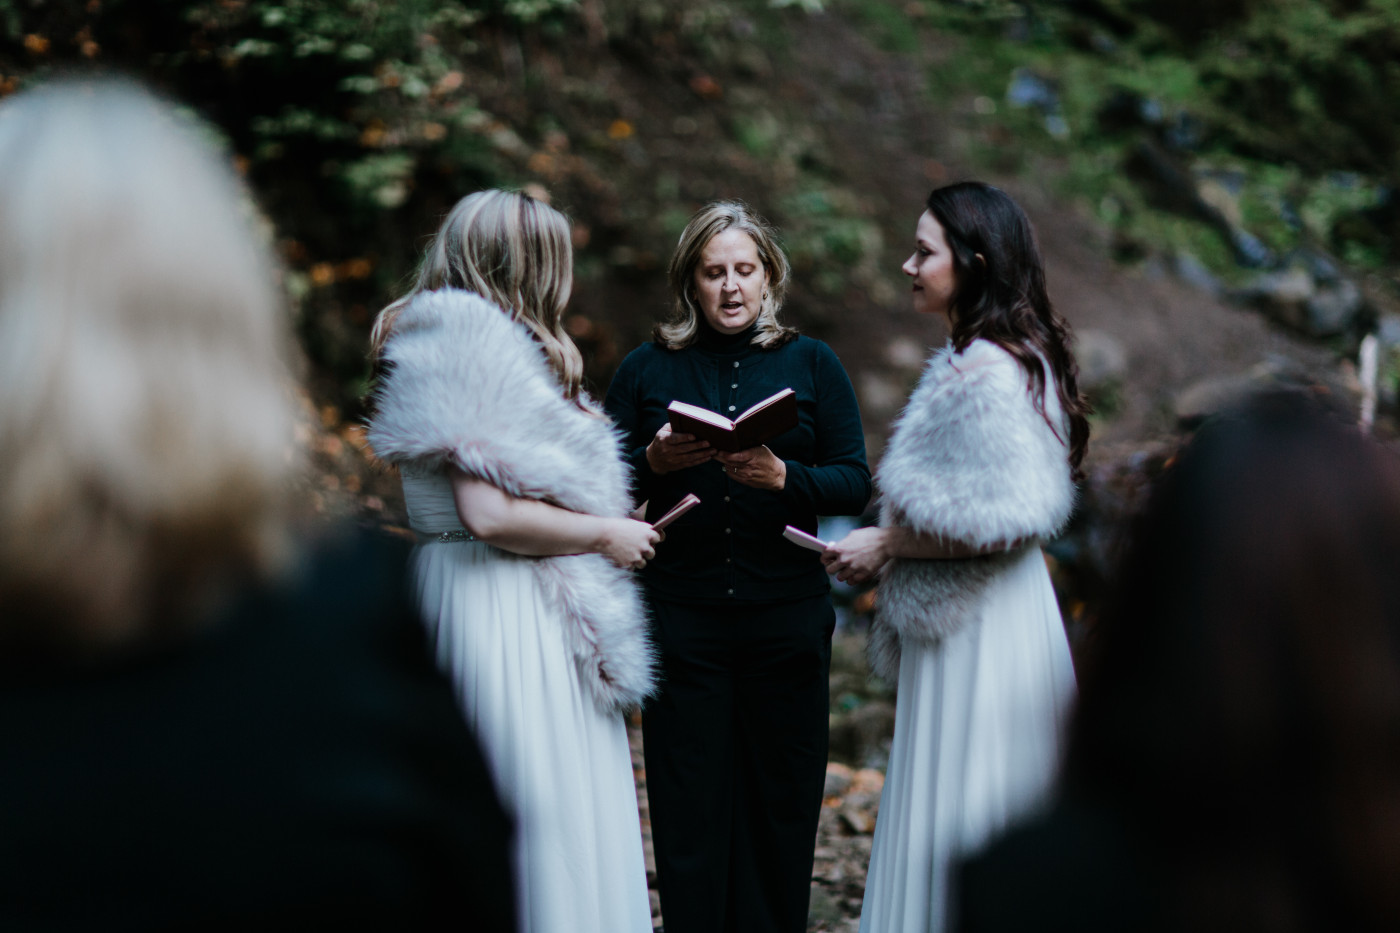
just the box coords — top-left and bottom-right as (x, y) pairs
(425, 530), (476, 543)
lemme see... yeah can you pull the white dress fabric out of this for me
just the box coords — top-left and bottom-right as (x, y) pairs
(403, 468), (653, 933)
(859, 545), (1077, 933)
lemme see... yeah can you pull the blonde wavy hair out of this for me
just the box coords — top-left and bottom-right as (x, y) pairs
(0, 79), (299, 648)
(655, 200), (797, 350)
(370, 189), (590, 405)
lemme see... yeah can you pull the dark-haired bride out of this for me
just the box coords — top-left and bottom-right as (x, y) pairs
(823, 182), (1089, 933)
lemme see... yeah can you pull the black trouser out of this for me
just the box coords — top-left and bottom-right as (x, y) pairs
(642, 594), (834, 933)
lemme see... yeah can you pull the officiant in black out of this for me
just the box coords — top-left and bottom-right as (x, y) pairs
(605, 201), (871, 933)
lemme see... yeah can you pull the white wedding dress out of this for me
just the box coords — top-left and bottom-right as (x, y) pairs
(859, 544), (1076, 933)
(402, 467), (653, 933)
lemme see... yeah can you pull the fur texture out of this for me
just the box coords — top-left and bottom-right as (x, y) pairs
(368, 288), (655, 712)
(869, 339), (1075, 681)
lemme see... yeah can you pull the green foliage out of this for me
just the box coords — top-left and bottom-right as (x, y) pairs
(342, 152), (418, 209)
(0, 0), (598, 396)
(1086, 379), (1123, 422)
(1187, 0), (1400, 176)
(502, 0), (578, 23)
(732, 110), (783, 159)
(865, 0), (1400, 276)
(592, 0), (801, 64)
(842, 0), (922, 52)
(780, 188), (883, 297)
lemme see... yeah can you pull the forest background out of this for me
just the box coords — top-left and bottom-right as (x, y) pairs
(5, 1), (1399, 926)
(5, 0), (1399, 712)
(10, 0), (1400, 717)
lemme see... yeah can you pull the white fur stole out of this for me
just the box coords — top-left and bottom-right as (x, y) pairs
(869, 339), (1075, 681)
(368, 288), (655, 713)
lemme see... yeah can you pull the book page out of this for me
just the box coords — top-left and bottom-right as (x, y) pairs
(668, 400), (735, 430)
(737, 388), (795, 423)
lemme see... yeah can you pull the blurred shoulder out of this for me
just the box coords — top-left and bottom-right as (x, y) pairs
(618, 339), (673, 365)
(385, 288), (534, 364)
(953, 338), (1019, 372)
(778, 334), (846, 369)
(611, 339), (688, 388)
(792, 333), (833, 357)
(922, 338), (1022, 389)
(397, 287), (507, 331)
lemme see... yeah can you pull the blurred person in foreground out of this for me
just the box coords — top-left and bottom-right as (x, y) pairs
(0, 79), (514, 930)
(958, 391), (1400, 932)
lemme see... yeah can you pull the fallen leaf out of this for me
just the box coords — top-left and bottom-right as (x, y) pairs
(359, 121), (386, 147)
(434, 71), (464, 95)
(527, 151), (556, 175)
(689, 74), (723, 99)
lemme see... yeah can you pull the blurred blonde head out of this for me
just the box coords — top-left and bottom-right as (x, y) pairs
(657, 201), (795, 350)
(370, 189), (588, 404)
(0, 79), (298, 647)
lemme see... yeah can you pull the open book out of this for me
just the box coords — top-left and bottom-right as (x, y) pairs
(667, 388), (798, 453)
(651, 493), (700, 532)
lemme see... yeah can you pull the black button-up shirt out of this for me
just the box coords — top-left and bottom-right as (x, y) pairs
(604, 325), (871, 605)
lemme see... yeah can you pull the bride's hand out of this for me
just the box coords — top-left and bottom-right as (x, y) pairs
(821, 526), (889, 584)
(598, 517), (661, 570)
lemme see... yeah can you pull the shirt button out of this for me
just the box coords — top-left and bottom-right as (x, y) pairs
(728, 405), (736, 412)
(731, 383), (738, 389)
(725, 557), (732, 563)
(732, 361), (739, 369)
(725, 527), (732, 534)
(727, 588), (735, 595)
(724, 496), (730, 502)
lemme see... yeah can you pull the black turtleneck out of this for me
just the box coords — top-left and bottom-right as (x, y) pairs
(604, 324), (871, 605)
(694, 319), (759, 354)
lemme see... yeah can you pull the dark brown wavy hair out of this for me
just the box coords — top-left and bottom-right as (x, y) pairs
(926, 182), (1090, 476)
(1066, 392), (1400, 929)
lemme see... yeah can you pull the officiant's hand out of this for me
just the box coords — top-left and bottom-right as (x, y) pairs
(716, 445), (786, 492)
(647, 423), (714, 474)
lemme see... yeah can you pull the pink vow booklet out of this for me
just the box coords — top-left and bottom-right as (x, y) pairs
(782, 525), (829, 552)
(652, 493), (701, 531)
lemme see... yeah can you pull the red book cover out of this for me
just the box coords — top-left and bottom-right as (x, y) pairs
(666, 388), (798, 453)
